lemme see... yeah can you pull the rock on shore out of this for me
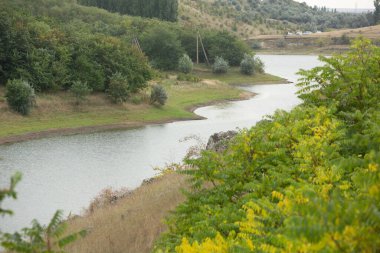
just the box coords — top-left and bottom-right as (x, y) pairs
(206, 130), (237, 152)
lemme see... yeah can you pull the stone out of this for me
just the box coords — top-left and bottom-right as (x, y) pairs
(206, 130), (237, 153)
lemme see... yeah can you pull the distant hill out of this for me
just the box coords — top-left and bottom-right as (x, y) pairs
(178, 0), (375, 38)
(335, 8), (374, 14)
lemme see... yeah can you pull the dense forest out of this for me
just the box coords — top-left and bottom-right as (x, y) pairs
(154, 39), (380, 252)
(78, 0), (178, 22)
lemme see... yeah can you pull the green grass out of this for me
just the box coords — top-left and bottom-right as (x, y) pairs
(0, 71), (282, 139)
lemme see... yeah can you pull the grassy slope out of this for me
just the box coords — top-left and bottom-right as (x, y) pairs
(0, 71), (284, 140)
(66, 172), (188, 253)
(178, 0), (285, 39)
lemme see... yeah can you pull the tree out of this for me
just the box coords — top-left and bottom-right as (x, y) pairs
(141, 26), (184, 70)
(240, 53), (256, 75)
(205, 31), (249, 66)
(150, 85), (168, 106)
(212, 56), (229, 74)
(5, 79), (36, 115)
(374, 0), (380, 24)
(77, 0), (178, 22)
(107, 72), (130, 104)
(70, 81), (92, 105)
(178, 54), (193, 74)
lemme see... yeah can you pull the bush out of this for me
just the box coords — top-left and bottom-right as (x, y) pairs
(150, 85), (168, 106)
(70, 80), (92, 105)
(108, 72), (130, 104)
(251, 41), (262, 50)
(253, 56), (265, 73)
(240, 53), (255, 75)
(276, 39), (287, 48)
(212, 56), (229, 74)
(178, 54), (193, 74)
(5, 79), (35, 115)
(240, 53), (265, 75)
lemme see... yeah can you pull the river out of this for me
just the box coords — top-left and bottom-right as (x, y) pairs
(0, 55), (321, 232)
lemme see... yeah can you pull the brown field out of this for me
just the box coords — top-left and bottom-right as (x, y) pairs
(65, 172), (188, 253)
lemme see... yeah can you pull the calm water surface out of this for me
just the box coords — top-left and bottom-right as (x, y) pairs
(0, 55), (321, 232)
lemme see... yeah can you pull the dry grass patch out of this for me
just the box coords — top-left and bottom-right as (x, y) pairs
(66, 173), (189, 253)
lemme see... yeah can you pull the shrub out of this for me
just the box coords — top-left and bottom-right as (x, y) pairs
(240, 53), (265, 75)
(178, 54), (193, 74)
(240, 53), (255, 75)
(70, 80), (92, 105)
(276, 39), (287, 48)
(108, 72), (130, 104)
(212, 56), (229, 74)
(253, 56), (265, 73)
(150, 85), (168, 106)
(5, 79), (35, 115)
(251, 41), (262, 50)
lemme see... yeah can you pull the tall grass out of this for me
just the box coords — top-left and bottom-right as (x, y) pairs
(66, 173), (188, 253)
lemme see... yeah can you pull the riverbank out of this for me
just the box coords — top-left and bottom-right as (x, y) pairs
(0, 70), (285, 145)
(247, 25), (380, 55)
(65, 172), (188, 253)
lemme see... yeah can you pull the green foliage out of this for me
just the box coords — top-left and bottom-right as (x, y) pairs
(78, 0), (178, 22)
(178, 54), (193, 74)
(374, 0), (380, 24)
(204, 31), (250, 66)
(5, 79), (36, 115)
(1, 210), (86, 253)
(0, 172), (22, 217)
(240, 53), (264, 75)
(150, 85), (168, 106)
(1, 173), (84, 253)
(154, 39), (380, 252)
(141, 26), (185, 70)
(70, 81), (92, 105)
(107, 72), (130, 104)
(297, 38), (380, 113)
(0, 0), (152, 94)
(212, 56), (229, 74)
(176, 29), (249, 67)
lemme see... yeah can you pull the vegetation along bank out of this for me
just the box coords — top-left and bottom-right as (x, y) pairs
(0, 0), (284, 144)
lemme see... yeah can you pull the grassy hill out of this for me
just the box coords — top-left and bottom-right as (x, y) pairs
(178, 0), (374, 39)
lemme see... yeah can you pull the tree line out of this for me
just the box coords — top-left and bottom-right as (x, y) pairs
(78, 0), (178, 21)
